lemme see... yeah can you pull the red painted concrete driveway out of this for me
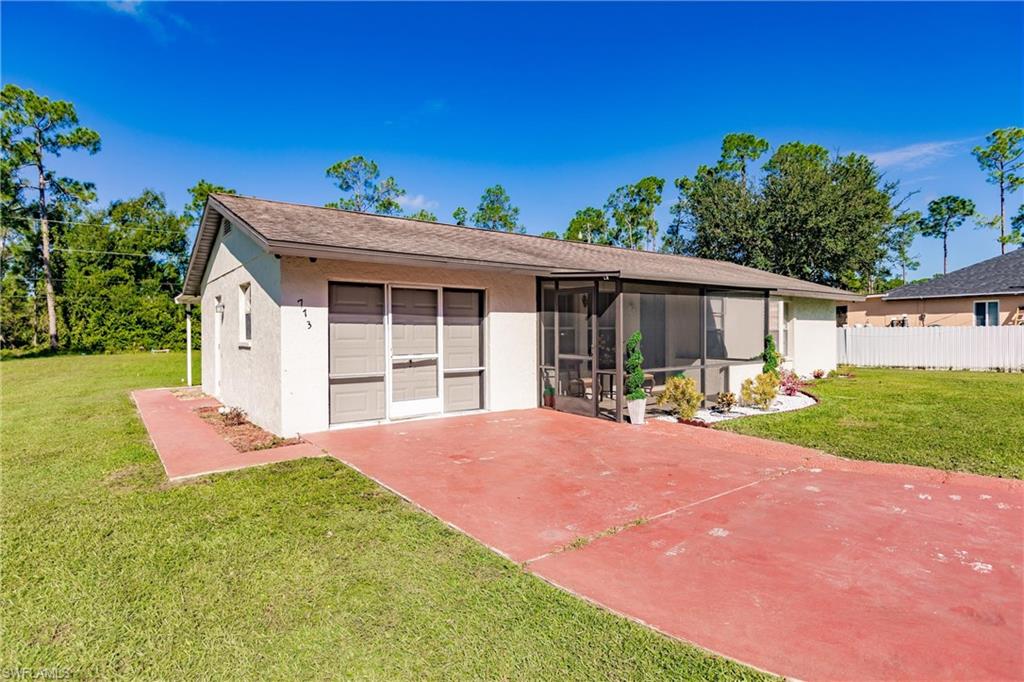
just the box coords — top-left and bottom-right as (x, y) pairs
(306, 410), (1024, 681)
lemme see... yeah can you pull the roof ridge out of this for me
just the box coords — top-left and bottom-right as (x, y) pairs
(213, 192), (850, 295)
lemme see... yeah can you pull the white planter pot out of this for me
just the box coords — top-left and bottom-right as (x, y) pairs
(627, 398), (646, 425)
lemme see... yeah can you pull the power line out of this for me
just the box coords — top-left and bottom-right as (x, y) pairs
(50, 247), (154, 257)
(15, 216), (193, 235)
(7, 275), (181, 289)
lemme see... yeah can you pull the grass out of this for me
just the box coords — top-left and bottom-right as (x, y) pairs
(717, 367), (1024, 479)
(1, 352), (765, 680)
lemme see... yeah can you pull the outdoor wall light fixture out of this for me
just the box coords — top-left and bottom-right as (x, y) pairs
(215, 303), (225, 313)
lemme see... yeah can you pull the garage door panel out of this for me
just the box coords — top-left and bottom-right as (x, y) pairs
(392, 359), (438, 402)
(392, 288), (438, 356)
(444, 371), (482, 412)
(329, 283), (386, 423)
(443, 289), (482, 369)
(330, 377), (385, 423)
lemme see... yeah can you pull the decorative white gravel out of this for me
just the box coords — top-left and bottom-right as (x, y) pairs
(655, 391), (816, 425)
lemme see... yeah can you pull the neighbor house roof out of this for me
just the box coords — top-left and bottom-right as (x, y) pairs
(883, 248), (1024, 300)
(181, 193), (862, 301)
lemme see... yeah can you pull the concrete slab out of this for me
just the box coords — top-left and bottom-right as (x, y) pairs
(133, 388), (324, 480)
(531, 466), (1024, 681)
(307, 408), (1024, 680)
(306, 409), (799, 562)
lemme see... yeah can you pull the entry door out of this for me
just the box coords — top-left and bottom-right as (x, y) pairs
(555, 281), (596, 416)
(389, 287), (443, 418)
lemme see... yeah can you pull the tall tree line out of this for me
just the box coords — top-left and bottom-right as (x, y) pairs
(4, 83), (1019, 351)
(1, 84), (235, 352)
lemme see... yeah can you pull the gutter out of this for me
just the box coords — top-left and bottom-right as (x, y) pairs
(883, 289), (1024, 301)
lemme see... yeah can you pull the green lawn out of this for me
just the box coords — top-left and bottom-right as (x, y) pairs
(718, 367), (1024, 479)
(1, 353), (764, 680)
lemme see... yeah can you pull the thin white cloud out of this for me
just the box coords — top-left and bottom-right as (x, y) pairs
(102, 1), (193, 42)
(106, 1), (143, 16)
(398, 194), (439, 211)
(865, 140), (965, 170)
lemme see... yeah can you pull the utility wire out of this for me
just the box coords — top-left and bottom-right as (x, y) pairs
(13, 216), (194, 235)
(49, 247), (154, 257)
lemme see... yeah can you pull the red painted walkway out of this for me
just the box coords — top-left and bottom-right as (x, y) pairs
(132, 389), (324, 480)
(306, 409), (1024, 681)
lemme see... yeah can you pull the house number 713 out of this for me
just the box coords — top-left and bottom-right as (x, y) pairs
(297, 299), (311, 329)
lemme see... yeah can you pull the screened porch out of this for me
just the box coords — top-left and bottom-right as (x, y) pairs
(538, 277), (770, 422)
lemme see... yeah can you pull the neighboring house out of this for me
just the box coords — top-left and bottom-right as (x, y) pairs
(843, 249), (1024, 328)
(177, 194), (861, 436)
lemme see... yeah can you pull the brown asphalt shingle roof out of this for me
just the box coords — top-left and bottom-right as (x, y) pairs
(882, 248), (1024, 300)
(182, 193), (861, 301)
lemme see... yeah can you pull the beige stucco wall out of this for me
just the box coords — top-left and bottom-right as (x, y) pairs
(845, 294), (1024, 327)
(278, 257), (538, 436)
(784, 296), (838, 377)
(200, 225), (283, 433)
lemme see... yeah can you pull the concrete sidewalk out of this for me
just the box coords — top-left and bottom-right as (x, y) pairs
(132, 388), (324, 480)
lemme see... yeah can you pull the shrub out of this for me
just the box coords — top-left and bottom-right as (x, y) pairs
(778, 369), (804, 396)
(740, 372), (780, 410)
(813, 369), (825, 379)
(716, 391), (737, 413)
(624, 331), (646, 401)
(657, 374), (703, 420)
(223, 407), (247, 427)
(761, 335), (780, 375)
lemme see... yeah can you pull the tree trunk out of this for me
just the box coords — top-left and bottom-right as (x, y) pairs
(943, 234), (948, 275)
(999, 176), (1006, 255)
(37, 141), (59, 350)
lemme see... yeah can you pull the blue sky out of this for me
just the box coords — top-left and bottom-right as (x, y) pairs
(2, 1), (1022, 277)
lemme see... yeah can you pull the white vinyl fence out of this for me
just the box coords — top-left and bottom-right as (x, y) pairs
(837, 326), (1024, 371)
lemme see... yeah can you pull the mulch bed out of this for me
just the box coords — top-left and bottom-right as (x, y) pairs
(195, 406), (303, 453)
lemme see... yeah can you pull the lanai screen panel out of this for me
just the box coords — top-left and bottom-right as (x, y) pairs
(443, 289), (484, 412)
(621, 282), (702, 396)
(328, 283), (386, 423)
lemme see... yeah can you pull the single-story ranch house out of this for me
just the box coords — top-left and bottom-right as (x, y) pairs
(176, 194), (862, 437)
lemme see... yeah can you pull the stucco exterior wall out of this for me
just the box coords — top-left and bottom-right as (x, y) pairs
(278, 257), (538, 436)
(786, 296), (838, 377)
(845, 294), (1024, 327)
(200, 225), (282, 433)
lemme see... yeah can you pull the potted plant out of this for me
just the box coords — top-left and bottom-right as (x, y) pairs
(542, 384), (555, 408)
(625, 330), (647, 425)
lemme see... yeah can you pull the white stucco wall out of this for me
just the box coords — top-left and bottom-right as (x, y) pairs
(199, 224), (283, 433)
(785, 296), (838, 377)
(278, 257), (538, 436)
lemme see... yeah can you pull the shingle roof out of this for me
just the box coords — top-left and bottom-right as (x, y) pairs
(182, 193), (861, 301)
(883, 248), (1024, 300)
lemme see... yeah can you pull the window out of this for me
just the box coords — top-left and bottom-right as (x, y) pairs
(768, 299), (789, 357)
(836, 305), (848, 327)
(239, 283), (252, 344)
(974, 300), (999, 327)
